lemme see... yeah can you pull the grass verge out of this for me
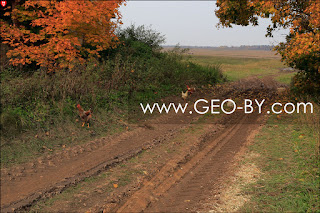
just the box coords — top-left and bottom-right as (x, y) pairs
(240, 109), (319, 212)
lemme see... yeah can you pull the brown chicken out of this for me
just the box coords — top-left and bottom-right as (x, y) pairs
(186, 85), (196, 95)
(77, 104), (92, 128)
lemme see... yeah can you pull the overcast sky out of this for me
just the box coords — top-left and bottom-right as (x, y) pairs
(119, 1), (289, 47)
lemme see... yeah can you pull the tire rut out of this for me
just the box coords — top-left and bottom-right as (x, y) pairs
(1, 114), (197, 212)
(114, 112), (261, 212)
(147, 115), (261, 212)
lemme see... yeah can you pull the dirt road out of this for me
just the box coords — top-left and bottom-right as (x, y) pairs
(115, 114), (262, 212)
(1, 77), (283, 212)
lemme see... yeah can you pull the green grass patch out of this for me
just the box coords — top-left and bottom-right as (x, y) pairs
(276, 72), (295, 85)
(189, 55), (287, 82)
(241, 113), (319, 212)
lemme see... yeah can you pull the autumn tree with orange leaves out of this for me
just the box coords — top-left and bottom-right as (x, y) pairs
(216, 0), (320, 94)
(0, 0), (125, 71)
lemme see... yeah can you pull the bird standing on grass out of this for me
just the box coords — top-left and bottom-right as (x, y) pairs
(76, 104), (92, 128)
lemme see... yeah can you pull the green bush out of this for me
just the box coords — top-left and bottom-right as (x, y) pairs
(0, 110), (23, 138)
(290, 71), (320, 101)
(102, 24), (165, 60)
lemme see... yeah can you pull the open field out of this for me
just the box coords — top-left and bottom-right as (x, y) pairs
(163, 47), (281, 59)
(186, 48), (294, 83)
(188, 48), (281, 59)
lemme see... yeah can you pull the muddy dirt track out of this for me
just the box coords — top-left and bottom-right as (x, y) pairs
(115, 114), (261, 212)
(1, 77), (284, 212)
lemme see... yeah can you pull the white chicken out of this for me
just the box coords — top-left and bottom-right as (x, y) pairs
(181, 90), (188, 101)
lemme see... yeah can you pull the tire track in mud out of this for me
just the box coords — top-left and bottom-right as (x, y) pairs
(114, 113), (262, 212)
(147, 114), (262, 212)
(0, 114), (197, 212)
